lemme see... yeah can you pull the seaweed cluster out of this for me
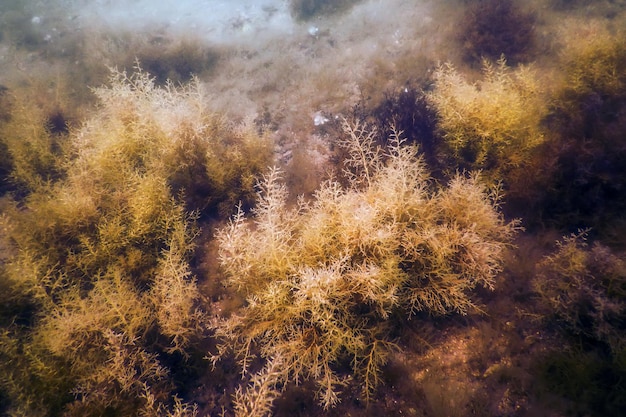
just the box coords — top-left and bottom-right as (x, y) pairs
(457, 0), (537, 65)
(0, 1), (626, 416)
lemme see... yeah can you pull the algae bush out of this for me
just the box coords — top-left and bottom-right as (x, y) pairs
(425, 55), (548, 194)
(0, 67), (271, 416)
(213, 120), (518, 415)
(1, 0), (626, 416)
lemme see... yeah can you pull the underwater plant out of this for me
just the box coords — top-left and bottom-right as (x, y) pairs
(214, 120), (518, 416)
(533, 23), (626, 237)
(370, 86), (439, 172)
(534, 231), (626, 355)
(457, 0), (537, 65)
(533, 231), (626, 417)
(133, 38), (221, 86)
(427, 56), (546, 181)
(0, 94), (67, 193)
(84, 66), (272, 215)
(0, 66), (272, 416)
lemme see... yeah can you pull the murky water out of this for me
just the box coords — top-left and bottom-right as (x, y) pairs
(1, 1), (626, 416)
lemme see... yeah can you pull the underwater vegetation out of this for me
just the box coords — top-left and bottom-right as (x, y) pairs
(0, 86), (16, 194)
(532, 24), (626, 237)
(425, 19), (626, 241)
(0, 91), (68, 195)
(213, 120), (517, 416)
(133, 39), (221, 86)
(0, 68), (271, 416)
(535, 231), (626, 355)
(1, 1), (626, 416)
(426, 56), (546, 182)
(457, 0), (537, 65)
(531, 231), (626, 416)
(369, 86), (439, 172)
